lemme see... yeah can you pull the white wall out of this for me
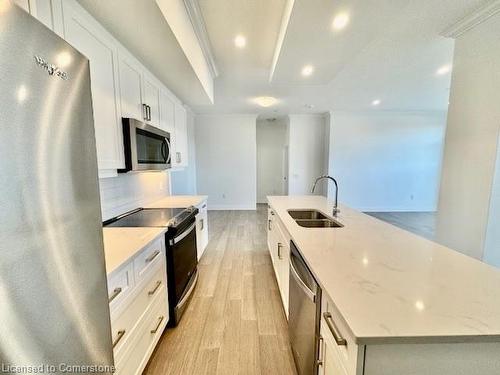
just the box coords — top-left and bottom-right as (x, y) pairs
(195, 114), (257, 210)
(256, 118), (288, 203)
(484, 136), (500, 267)
(288, 114), (328, 195)
(99, 172), (170, 221)
(436, 12), (500, 261)
(328, 111), (447, 212)
(171, 109), (198, 195)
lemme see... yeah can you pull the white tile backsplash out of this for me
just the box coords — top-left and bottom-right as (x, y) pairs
(99, 172), (171, 221)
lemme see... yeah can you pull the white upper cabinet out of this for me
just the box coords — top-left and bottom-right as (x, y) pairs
(39, 0), (189, 173)
(142, 75), (161, 128)
(173, 103), (188, 168)
(159, 89), (175, 134)
(118, 54), (143, 121)
(62, 1), (124, 171)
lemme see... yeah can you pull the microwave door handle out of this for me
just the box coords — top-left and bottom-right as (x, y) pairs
(166, 138), (172, 164)
(161, 140), (168, 162)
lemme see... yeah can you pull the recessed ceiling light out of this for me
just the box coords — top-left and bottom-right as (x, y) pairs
(253, 96), (278, 107)
(301, 65), (314, 77)
(234, 34), (246, 48)
(332, 13), (350, 30)
(372, 99), (381, 106)
(436, 64), (452, 76)
(415, 300), (425, 311)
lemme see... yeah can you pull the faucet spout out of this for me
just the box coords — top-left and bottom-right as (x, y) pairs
(311, 175), (339, 216)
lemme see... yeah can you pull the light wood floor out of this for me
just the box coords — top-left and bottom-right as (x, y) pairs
(366, 212), (436, 241)
(144, 207), (297, 375)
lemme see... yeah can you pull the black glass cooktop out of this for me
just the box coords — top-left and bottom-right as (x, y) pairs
(104, 208), (188, 228)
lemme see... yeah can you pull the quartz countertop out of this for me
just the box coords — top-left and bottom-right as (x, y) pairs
(103, 227), (166, 275)
(144, 195), (208, 209)
(268, 195), (500, 345)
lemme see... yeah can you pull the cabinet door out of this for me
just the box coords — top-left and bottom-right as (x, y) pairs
(143, 76), (160, 127)
(159, 90), (175, 133)
(279, 239), (290, 317)
(118, 55), (143, 121)
(195, 204), (209, 260)
(62, 2), (124, 170)
(173, 102), (188, 167)
(319, 324), (349, 375)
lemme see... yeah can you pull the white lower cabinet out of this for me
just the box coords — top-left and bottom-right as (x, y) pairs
(196, 200), (209, 260)
(267, 206), (290, 317)
(108, 237), (168, 375)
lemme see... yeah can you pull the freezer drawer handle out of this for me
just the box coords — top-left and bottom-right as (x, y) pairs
(323, 312), (347, 346)
(108, 287), (122, 303)
(145, 250), (160, 263)
(148, 280), (162, 296)
(150, 316), (164, 334)
(112, 330), (126, 348)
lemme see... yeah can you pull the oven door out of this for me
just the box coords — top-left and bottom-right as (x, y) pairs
(121, 118), (171, 172)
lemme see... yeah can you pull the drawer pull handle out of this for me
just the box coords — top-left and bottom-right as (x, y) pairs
(278, 243), (283, 259)
(316, 335), (324, 367)
(112, 330), (126, 348)
(150, 316), (164, 334)
(148, 280), (162, 296)
(145, 250), (160, 263)
(200, 218), (204, 231)
(108, 287), (122, 303)
(202, 204), (207, 209)
(268, 219), (272, 231)
(323, 312), (347, 346)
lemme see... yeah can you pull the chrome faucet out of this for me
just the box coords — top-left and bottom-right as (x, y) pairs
(311, 175), (339, 216)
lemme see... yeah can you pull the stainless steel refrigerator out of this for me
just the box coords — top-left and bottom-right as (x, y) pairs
(0, 2), (114, 371)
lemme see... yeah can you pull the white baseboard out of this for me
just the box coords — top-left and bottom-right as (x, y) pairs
(208, 204), (257, 211)
(360, 206), (437, 212)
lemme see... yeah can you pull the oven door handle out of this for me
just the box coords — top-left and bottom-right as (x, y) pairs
(170, 222), (196, 245)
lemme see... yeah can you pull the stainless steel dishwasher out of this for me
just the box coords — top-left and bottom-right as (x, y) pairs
(289, 241), (322, 375)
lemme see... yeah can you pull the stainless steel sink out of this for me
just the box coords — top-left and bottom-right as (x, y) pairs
(288, 209), (329, 220)
(288, 209), (343, 228)
(295, 219), (344, 228)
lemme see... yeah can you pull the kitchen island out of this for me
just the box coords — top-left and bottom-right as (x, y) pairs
(267, 195), (500, 375)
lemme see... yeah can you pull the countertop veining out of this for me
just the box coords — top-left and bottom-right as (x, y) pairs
(268, 195), (500, 344)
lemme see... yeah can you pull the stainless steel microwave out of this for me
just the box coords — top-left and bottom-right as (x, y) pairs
(119, 118), (171, 173)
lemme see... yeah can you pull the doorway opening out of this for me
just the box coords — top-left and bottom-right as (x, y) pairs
(256, 116), (289, 204)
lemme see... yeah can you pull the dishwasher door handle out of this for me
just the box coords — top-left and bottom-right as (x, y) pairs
(290, 259), (316, 302)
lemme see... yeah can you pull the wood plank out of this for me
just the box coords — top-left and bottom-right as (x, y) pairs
(144, 207), (297, 375)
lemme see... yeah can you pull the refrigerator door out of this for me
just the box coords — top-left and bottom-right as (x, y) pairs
(0, 3), (113, 370)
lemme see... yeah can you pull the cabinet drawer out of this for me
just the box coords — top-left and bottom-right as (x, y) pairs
(111, 265), (166, 362)
(134, 238), (164, 282)
(197, 200), (207, 214)
(108, 262), (134, 311)
(321, 295), (359, 374)
(115, 289), (168, 375)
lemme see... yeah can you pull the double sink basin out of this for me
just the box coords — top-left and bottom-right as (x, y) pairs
(288, 209), (343, 228)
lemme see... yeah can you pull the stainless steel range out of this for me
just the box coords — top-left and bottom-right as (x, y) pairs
(104, 206), (199, 326)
